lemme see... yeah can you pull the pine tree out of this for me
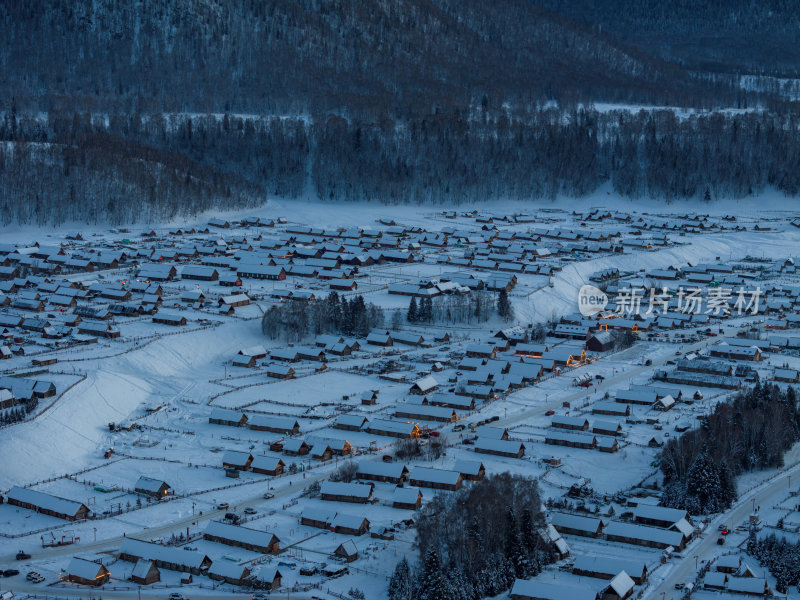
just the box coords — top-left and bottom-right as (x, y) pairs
(419, 549), (449, 600)
(407, 297), (418, 323)
(388, 557), (413, 600)
(704, 186), (711, 202)
(497, 289), (513, 322)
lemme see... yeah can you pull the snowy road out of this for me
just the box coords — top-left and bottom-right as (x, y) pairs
(649, 456), (800, 598)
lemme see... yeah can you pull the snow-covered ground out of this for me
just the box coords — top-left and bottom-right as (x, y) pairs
(2, 200), (800, 599)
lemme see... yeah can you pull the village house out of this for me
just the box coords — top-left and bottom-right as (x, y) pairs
(6, 486), (89, 521)
(320, 481), (374, 503)
(550, 512), (604, 538)
(66, 557), (111, 586)
(203, 520), (280, 554)
(408, 466), (463, 491)
(356, 461), (409, 484)
(130, 560), (160, 585)
(392, 486), (423, 510)
(474, 437), (526, 458)
(221, 450), (253, 471)
(366, 419), (420, 439)
(333, 540), (359, 563)
(207, 562), (251, 587)
(134, 476), (172, 499)
(331, 513), (370, 536)
(209, 407), (248, 427)
(119, 538), (211, 575)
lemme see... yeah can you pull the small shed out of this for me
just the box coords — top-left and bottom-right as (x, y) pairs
(333, 539), (359, 562)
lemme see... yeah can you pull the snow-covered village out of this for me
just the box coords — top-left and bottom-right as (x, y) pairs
(0, 201), (800, 600)
(6, 4), (800, 599)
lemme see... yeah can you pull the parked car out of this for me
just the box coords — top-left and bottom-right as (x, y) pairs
(216, 502), (229, 510)
(169, 593), (185, 600)
(717, 537), (725, 545)
(644, 359), (652, 366)
(545, 410), (555, 416)
(263, 492), (275, 499)
(3, 569), (20, 577)
(15, 551), (31, 561)
(243, 507), (257, 515)
(452, 424), (465, 432)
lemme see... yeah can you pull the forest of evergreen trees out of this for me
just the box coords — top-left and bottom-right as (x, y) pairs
(2, 2), (800, 223)
(747, 530), (800, 594)
(659, 383), (800, 514)
(260, 292), (383, 342)
(3, 106), (800, 224)
(388, 473), (554, 600)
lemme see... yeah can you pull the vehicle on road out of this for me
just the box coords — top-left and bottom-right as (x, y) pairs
(545, 410), (555, 416)
(3, 569), (20, 577)
(216, 502), (229, 510)
(15, 551), (30, 561)
(645, 359), (652, 366)
(263, 492), (275, 499)
(169, 593), (185, 600)
(717, 537), (725, 545)
(244, 507), (257, 515)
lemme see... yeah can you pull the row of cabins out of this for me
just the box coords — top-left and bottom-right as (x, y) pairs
(550, 505), (693, 550)
(118, 536), (281, 588)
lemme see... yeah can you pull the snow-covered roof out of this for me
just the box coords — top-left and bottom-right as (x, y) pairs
(604, 521), (685, 547)
(632, 504), (687, 525)
(408, 466), (461, 486)
(509, 579), (598, 600)
(331, 513), (368, 529)
(204, 521), (278, 549)
(572, 555), (646, 579)
(134, 476), (170, 493)
(474, 437), (524, 455)
(131, 559), (155, 579)
(208, 561), (249, 580)
(607, 571), (634, 597)
(120, 538), (209, 570)
(393, 487), (422, 504)
(320, 481), (373, 499)
(7, 486), (87, 516)
(67, 557), (108, 581)
(550, 512), (603, 533)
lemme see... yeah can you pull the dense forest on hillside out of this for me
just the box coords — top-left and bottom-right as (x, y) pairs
(535, 0), (800, 77)
(659, 383), (800, 514)
(2, 1), (800, 223)
(2, 107), (799, 224)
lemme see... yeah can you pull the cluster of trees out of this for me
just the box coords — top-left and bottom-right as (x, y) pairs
(497, 290), (514, 322)
(407, 297), (433, 324)
(747, 530), (800, 594)
(660, 383), (800, 514)
(388, 473), (554, 600)
(405, 292), (497, 326)
(612, 329), (637, 350)
(0, 405), (32, 425)
(260, 292), (383, 342)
